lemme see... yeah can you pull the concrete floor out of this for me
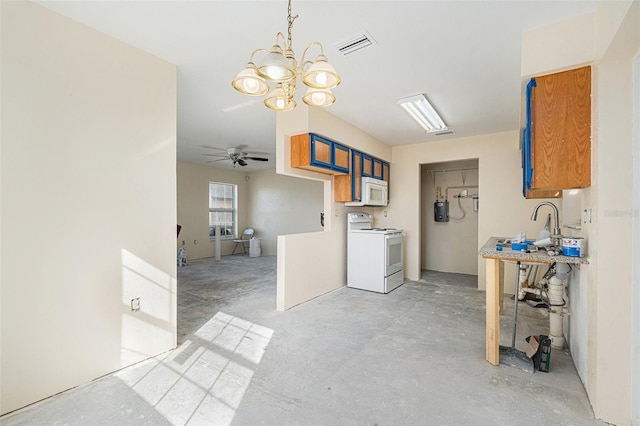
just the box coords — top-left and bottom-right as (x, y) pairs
(1, 255), (603, 425)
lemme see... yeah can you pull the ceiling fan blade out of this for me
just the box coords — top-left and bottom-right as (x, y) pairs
(245, 156), (269, 162)
(201, 145), (226, 151)
(206, 158), (229, 163)
(238, 159), (248, 166)
(202, 153), (228, 157)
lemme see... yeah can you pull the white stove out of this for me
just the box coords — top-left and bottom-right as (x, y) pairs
(351, 228), (403, 235)
(347, 212), (404, 293)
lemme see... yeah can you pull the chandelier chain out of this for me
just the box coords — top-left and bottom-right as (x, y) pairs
(286, 0), (298, 50)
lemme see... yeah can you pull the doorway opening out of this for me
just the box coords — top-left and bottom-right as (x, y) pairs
(420, 159), (479, 278)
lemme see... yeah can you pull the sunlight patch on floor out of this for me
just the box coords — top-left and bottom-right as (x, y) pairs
(115, 312), (273, 425)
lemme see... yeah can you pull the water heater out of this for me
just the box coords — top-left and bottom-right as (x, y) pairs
(434, 201), (449, 222)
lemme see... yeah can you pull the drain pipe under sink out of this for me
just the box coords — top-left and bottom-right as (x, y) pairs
(548, 263), (571, 349)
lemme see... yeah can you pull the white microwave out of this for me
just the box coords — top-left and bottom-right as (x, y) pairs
(345, 177), (388, 207)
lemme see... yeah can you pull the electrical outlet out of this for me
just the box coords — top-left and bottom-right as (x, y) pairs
(130, 297), (141, 312)
(384, 210), (388, 217)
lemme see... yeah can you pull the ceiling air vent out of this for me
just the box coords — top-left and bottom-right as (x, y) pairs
(434, 130), (455, 136)
(334, 31), (377, 56)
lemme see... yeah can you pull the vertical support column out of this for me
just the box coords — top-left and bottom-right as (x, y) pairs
(486, 258), (503, 365)
(215, 225), (221, 261)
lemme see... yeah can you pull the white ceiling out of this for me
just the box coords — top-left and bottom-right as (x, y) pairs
(36, 0), (597, 171)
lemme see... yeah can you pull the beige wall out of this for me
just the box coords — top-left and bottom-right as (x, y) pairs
(521, 12), (594, 79)
(176, 164), (324, 259)
(589, 2), (638, 423)
(246, 169), (323, 256)
(632, 53), (640, 426)
(176, 162), (248, 259)
(391, 131), (561, 294)
(421, 161), (479, 275)
(1, 2), (177, 415)
(275, 105), (389, 310)
(521, 1), (639, 423)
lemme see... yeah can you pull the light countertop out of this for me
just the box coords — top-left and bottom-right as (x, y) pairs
(479, 237), (589, 264)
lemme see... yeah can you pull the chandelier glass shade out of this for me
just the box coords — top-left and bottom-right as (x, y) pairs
(231, 62), (269, 96)
(302, 87), (335, 107)
(231, 0), (340, 111)
(265, 83), (297, 111)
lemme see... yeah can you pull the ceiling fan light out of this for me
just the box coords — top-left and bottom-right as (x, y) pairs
(302, 54), (340, 89)
(256, 44), (295, 81)
(231, 63), (269, 95)
(302, 88), (335, 107)
(264, 85), (296, 111)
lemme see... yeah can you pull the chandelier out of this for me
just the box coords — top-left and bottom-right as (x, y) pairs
(231, 0), (341, 111)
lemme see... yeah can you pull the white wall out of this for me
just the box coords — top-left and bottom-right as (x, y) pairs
(176, 162), (248, 259)
(246, 169), (323, 256)
(421, 161), (479, 275)
(1, 2), (177, 415)
(275, 105), (390, 310)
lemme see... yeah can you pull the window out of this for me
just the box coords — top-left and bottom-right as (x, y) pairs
(209, 182), (237, 239)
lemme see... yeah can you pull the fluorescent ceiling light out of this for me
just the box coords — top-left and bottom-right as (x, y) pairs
(397, 94), (447, 133)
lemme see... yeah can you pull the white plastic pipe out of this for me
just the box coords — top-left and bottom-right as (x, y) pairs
(548, 270), (567, 349)
(517, 264), (529, 300)
(519, 287), (542, 299)
(550, 310), (564, 349)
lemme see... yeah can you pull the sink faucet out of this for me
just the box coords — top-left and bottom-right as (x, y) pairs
(530, 201), (562, 246)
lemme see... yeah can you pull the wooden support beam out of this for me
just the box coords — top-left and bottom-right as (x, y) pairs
(485, 258), (501, 365)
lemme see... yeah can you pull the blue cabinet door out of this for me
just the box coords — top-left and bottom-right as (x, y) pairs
(522, 78), (536, 196)
(310, 134), (333, 170)
(333, 143), (350, 174)
(351, 150), (363, 201)
(362, 154), (373, 177)
(372, 158), (383, 179)
(310, 133), (350, 173)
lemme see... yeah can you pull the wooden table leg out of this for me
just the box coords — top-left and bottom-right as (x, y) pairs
(498, 261), (504, 313)
(486, 258), (501, 365)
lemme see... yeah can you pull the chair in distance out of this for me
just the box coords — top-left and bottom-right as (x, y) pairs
(232, 228), (255, 255)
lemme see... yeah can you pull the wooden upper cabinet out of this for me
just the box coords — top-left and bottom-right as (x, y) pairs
(291, 133), (391, 203)
(530, 66), (591, 190)
(290, 133), (349, 175)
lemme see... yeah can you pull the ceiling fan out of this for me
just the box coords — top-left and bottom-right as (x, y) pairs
(202, 145), (269, 167)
